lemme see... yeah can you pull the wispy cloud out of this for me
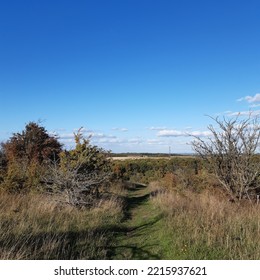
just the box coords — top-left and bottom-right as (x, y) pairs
(147, 139), (165, 145)
(148, 126), (167, 131)
(158, 130), (184, 137)
(237, 93), (260, 103)
(57, 130), (118, 146)
(91, 133), (116, 139)
(58, 133), (75, 140)
(226, 110), (260, 117)
(128, 138), (143, 144)
(96, 138), (123, 144)
(250, 103), (260, 108)
(157, 129), (212, 137)
(44, 126), (213, 153)
(111, 127), (128, 132)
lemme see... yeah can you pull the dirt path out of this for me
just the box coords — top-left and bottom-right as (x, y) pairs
(109, 183), (164, 259)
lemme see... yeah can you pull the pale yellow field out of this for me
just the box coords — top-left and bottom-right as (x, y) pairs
(111, 155), (195, 161)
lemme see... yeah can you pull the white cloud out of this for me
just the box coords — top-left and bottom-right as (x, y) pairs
(57, 129), (119, 148)
(190, 131), (212, 137)
(90, 133), (105, 138)
(158, 130), (184, 137)
(226, 110), (260, 117)
(50, 126), (203, 153)
(58, 133), (75, 140)
(147, 139), (165, 145)
(250, 103), (260, 108)
(111, 127), (128, 132)
(148, 126), (167, 131)
(128, 138), (143, 144)
(157, 129), (212, 138)
(237, 93), (260, 103)
(96, 138), (123, 144)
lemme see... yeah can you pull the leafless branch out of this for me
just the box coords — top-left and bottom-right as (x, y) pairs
(191, 114), (260, 201)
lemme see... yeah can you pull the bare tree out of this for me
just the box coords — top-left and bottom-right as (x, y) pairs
(191, 114), (260, 201)
(43, 158), (111, 207)
(42, 129), (112, 208)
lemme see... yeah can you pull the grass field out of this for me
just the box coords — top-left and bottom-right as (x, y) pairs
(0, 192), (123, 259)
(150, 184), (260, 259)
(1, 178), (260, 259)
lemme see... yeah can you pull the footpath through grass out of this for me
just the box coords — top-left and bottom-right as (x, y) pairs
(108, 181), (260, 260)
(109, 183), (169, 260)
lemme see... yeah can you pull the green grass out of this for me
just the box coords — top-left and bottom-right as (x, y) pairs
(110, 183), (165, 259)
(110, 181), (260, 260)
(151, 187), (260, 259)
(2, 180), (260, 260)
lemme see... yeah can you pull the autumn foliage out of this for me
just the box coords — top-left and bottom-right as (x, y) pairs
(0, 123), (112, 207)
(0, 122), (62, 191)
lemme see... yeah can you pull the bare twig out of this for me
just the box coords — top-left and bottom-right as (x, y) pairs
(191, 114), (260, 202)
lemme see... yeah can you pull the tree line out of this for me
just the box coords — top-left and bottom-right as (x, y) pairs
(1, 114), (260, 204)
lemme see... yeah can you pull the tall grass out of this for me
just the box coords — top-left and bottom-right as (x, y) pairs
(0, 192), (123, 259)
(151, 185), (260, 259)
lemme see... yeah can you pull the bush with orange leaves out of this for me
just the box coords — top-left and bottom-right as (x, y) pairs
(1, 122), (62, 192)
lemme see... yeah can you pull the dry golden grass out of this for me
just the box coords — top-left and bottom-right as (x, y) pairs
(151, 186), (260, 259)
(0, 191), (123, 259)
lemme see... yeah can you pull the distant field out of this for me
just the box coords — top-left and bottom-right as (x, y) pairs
(112, 156), (148, 161)
(111, 155), (196, 161)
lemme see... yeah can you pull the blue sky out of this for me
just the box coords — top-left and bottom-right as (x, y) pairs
(1, 0), (260, 153)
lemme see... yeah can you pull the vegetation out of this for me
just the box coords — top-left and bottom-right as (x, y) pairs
(192, 115), (260, 202)
(0, 192), (123, 259)
(151, 185), (260, 259)
(43, 129), (112, 207)
(1, 122), (62, 192)
(0, 122), (124, 259)
(1, 116), (260, 259)
(112, 157), (201, 186)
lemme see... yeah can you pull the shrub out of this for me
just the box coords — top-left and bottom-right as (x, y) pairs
(1, 122), (62, 192)
(3, 122), (62, 164)
(0, 144), (7, 185)
(192, 115), (260, 201)
(43, 129), (112, 207)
